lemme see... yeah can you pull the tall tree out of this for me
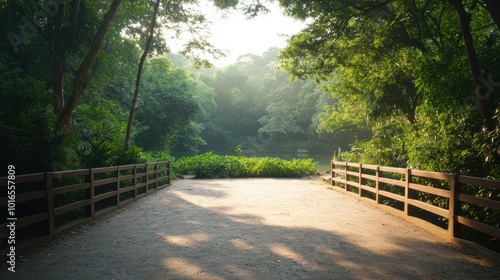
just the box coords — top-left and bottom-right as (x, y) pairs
(133, 57), (200, 151)
(278, 0), (499, 122)
(482, 0), (500, 30)
(50, 0), (81, 115)
(125, 0), (161, 149)
(447, 0), (496, 124)
(57, 0), (122, 133)
(276, 0), (500, 173)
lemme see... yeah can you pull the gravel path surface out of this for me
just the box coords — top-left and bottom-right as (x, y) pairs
(2, 177), (499, 279)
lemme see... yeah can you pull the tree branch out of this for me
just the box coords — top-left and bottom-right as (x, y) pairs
(57, 0), (122, 133)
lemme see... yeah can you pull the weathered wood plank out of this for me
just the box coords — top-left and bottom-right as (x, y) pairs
(53, 183), (90, 195)
(0, 190), (46, 207)
(457, 216), (500, 239)
(411, 169), (452, 181)
(378, 190), (405, 202)
(54, 199), (91, 216)
(457, 175), (500, 190)
(378, 177), (406, 188)
(361, 174), (377, 181)
(93, 166), (118, 173)
(345, 170), (359, 177)
(379, 166), (406, 174)
(52, 169), (89, 178)
(409, 183), (450, 198)
(93, 177), (118, 187)
(457, 193), (500, 211)
(360, 184), (376, 193)
(361, 164), (378, 170)
(0, 173), (44, 185)
(0, 213), (48, 232)
(407, 199), (449, 218)
(94, 191), (118, 203)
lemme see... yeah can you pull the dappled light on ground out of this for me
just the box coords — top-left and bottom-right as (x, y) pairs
(268, 243), (321, 270)
(4, 178), (498, 280)
(158, 232), (212, 247)
(163, 257), (224, 280)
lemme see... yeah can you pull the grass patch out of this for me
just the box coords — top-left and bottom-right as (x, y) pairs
(175, 152), (317, 178)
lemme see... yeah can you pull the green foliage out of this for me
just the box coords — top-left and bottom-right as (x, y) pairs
(336, 105), (490, 175)
(134, 57), (201, 151)
(278, 0), (500, 178)
(244, 157), (317, 178)
(235, 144), (244, 156)
(259, 101), (304, 136)
(175, 152), (317, 178)
(405, 106), (488, 175)
(258, 72), (330, 138)
(0, 64), (59, 173)
(336, 117), (408, 167)
(1, 0), (265, 172)
(193, 47), (336, 154)
(142, 151), (174, 163)
(209, 65), (261, 137)
(116, 146), (147, 166)
(71, 97), (130, 168)
(175, 152), (243, 178)
(484, 109), (500, 179)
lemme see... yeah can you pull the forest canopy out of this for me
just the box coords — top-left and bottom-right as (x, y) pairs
(0, 0), (335, 174)
(0, 0), (499, 179)
(277, 0), (500, 178)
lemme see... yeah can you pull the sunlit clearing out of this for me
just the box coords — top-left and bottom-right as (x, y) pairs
(163, 258), (224, 280)
(267, 243), (320, 270)
(230, 238), (254, 251)
(223, 264), (255, 279)
(158, 232), (212, 247)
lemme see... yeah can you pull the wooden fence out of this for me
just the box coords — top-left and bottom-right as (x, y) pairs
(0, 161), (170, 256)
(331, 161), (500, 251)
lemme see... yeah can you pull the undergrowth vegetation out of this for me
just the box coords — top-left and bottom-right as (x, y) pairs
(175, 152), (317, 178)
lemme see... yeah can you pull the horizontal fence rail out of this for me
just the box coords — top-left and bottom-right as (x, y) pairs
(331, 161), (500, 252)
(0, 162), (170, 256)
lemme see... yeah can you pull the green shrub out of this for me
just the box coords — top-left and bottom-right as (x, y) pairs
(175, 152), (317, 178)
(142, 151), (174, 164)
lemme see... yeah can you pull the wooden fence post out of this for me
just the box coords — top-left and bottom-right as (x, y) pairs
(145, 163), (149, 193)
(167, 161), (171, 184)
(45, 172), (55, 236)
(375, 166), (380, 205)
(154, 163), (158, 189)
(405, 168), (411, 216)
(449, 174), (457, 240)
(90, 168), (95, 218)
(331, 160), (335, 187)
(344, 162), (348, 191)
(116, 166), (120, 206)
(358, 163), (362, 197)
(134, 164), (138, 198)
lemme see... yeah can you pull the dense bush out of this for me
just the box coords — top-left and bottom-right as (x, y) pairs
(175, 152), (317, 178)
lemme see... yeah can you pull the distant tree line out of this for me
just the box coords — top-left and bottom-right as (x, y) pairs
(1, 0), (499, 180)
(277, 0), (500, 178)
(0, 1), (336, 174)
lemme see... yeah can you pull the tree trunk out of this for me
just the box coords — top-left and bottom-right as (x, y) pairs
(50, 0), (80, 115)
(449, 0), (491, 123)
(483, 0), (500, 31)
(57, 0), (122, 133)
(125, 0), (161, 149)
(51, 59), (65, 114)
(50, 2), (67, 114)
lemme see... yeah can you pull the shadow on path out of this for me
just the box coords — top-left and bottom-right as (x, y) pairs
(2, 178), (498, 279)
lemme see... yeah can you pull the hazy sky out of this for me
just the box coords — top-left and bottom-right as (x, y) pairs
(208, 2), (305, 66)
(169, 1), (306, 67)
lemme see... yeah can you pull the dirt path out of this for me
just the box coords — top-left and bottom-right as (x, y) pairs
(2, 177), (499, 279)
